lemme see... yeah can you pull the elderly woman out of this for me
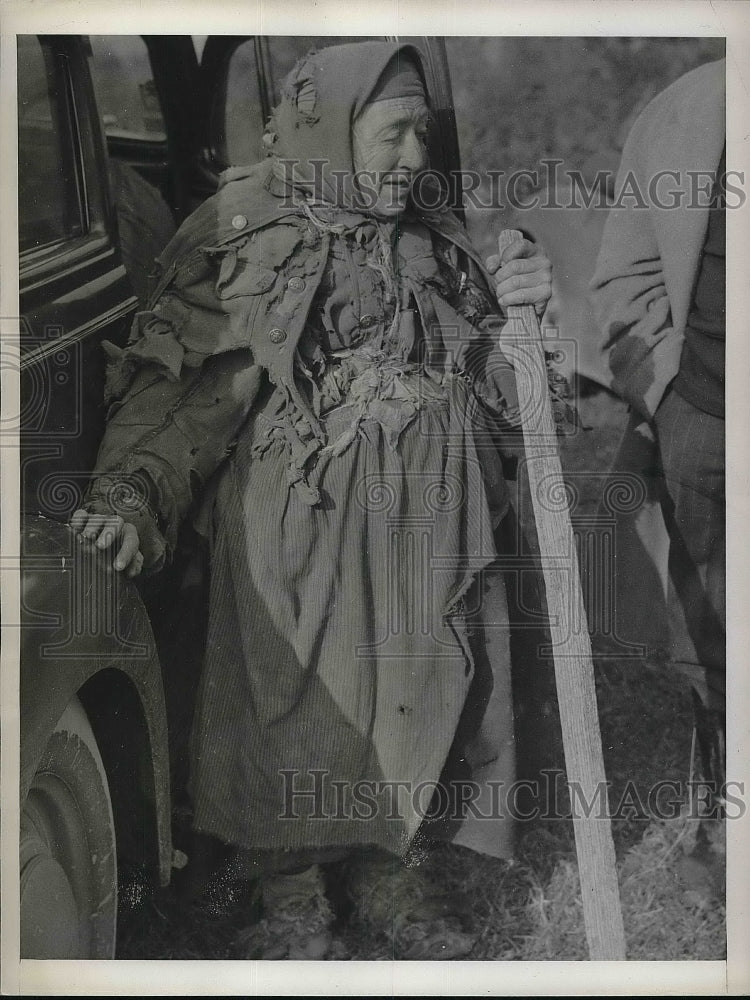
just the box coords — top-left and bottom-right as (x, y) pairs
(72, 42), (553, 958)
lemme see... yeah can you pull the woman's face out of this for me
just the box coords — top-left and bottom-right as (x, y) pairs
(352, 95), (430, 217)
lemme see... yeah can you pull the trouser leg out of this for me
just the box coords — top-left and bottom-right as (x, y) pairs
(654, 390), (725, 805)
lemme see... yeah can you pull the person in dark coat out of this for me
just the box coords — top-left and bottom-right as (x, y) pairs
(72, 42), (554, 957)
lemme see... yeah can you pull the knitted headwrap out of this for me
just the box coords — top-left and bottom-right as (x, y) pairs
(264, 41), (428, 210)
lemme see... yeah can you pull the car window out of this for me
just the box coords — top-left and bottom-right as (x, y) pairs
(17, 35), (85, 253)
(88, 35), (166, 141)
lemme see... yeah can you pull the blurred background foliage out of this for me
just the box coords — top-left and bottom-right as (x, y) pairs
(443, 36), (725, 382)
(446, 36), (725, 182)
(445, 37), (724, 258)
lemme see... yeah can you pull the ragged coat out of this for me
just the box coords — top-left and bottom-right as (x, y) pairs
(88, 158), (521, 567)
(86, 40), (554, 862)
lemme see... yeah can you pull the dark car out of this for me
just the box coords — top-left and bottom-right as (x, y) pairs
(17, 33), (463, 959)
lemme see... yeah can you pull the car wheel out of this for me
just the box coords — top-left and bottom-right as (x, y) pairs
(20, 696), (117, 958)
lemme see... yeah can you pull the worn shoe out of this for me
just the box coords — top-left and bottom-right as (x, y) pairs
(236, 864), (336, 960)
(342, 850), (475, 959)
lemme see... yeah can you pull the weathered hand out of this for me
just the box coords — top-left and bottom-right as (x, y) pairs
(69, 509), (144, 578)
(485, 238), (553, 316)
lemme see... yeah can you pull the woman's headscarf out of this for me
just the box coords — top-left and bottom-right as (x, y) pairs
(264, 41), (428, 211)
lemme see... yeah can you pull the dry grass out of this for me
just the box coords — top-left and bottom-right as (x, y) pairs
(519, 812), (725, 961)
(334, 840), (552, 961)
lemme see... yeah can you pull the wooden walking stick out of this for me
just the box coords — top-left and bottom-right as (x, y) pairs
(498, 229), (626, 960)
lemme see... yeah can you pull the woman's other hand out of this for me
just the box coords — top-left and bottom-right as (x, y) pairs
(485, 238), (553, 317)
(69, 510), (144, 578)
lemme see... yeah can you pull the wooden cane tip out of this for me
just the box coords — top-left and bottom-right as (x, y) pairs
(498, 228), (524, 254)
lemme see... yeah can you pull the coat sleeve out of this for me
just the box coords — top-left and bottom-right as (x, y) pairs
(589, 109), (679, 421)
(86, 276), (264, 572)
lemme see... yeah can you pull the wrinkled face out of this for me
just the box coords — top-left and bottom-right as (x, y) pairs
(352, 95), (430, 216)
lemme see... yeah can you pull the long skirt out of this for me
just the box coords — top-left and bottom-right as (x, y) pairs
(189, 377), (518, 860)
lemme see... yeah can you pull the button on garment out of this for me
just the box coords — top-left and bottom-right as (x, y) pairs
(305, 220), (397, 354)
(269, 328), (287, 344)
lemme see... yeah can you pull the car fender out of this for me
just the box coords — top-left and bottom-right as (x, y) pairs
(20, 513), (172, 887)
